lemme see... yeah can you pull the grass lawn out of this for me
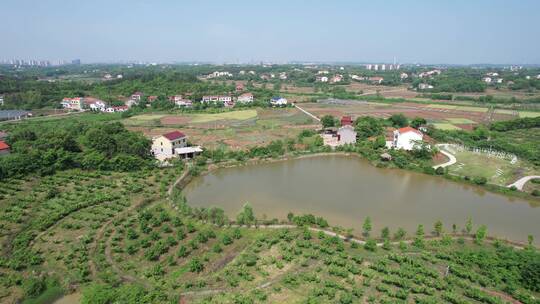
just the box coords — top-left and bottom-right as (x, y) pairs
(432, 123), (461, 130)
(519, 111), (540, 118)
(190, 110), (258, 123)
(446, 117), (476, 124)
(448, 150), (537, 185)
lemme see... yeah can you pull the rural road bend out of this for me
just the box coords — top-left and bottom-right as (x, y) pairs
(507, 175), (540, 190)
(433, 144), (457, 169)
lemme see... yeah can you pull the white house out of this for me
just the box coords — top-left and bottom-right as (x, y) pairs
(386, 127), (424, 151)
(83, 98), (106, 111)
(125, 99), (139, 108)
(279, 72), (287, 80)
(151, 130), (202, 160)
(201, 95), (232, 106)
(418, 70), (442, 78)
(482, 77), (492, 83)
(400, 73), (409, 79)
(316, 76), (329, 82)
(61, 97), (84, 111)
(237, 93), (254, 103)
(418, 83), (434, 90)
(369, 77), (384, 84)
(331, 74), (343, 83)
(169, 95), (192, 107)
(131, 92), (143, 101)
(337, 125), (357, 145)
(270, 96), (288, 106)
(206, 71), (233, 79)
(152, 130), (188, 159)
(0, 95), (4, 106)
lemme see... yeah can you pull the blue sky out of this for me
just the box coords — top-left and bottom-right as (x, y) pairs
(1, 0), (539, 64)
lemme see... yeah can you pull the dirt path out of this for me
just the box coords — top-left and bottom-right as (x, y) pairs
(294, 104), (321, 122)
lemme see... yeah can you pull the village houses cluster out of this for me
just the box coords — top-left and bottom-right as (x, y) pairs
(60, 82), (289, 112)
(322, 115), (426, 153)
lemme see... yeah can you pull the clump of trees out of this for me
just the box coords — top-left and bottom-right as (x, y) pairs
(0, 120), (151, 179)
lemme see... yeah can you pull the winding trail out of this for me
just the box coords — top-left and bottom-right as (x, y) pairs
(433, 144), (457, 169)
(507, 175), (540, 190)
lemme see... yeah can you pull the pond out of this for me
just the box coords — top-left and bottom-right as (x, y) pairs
(184, 155), (540, 243)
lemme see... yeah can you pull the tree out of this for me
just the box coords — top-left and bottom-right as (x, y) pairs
(465, 218), (473, 235)
(364, 239), (377, 252)
(381, 227), (390, 240)
(413, 224), (425, 248)
(410, 117), (427, 129)
(189, 257), (204, 273)
(355, 117), (383, 139)
(434, 220), (443, 236)
(362, 216), (372, 237)
(236, 203), (255, 226)
(474, 225), (487, 245)
(388, 114), (408, 128)
(394, 228), (406, 240)
(321, 115), (336, 128)
(521, 258), (540, 292)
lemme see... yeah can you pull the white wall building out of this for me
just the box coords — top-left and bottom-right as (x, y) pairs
(270, 96), (287, 106)
(61, 97), (84, 111)
(337, 125), (357, 145)
(237, 93), (254, 103)
(386, 127), (424, 151)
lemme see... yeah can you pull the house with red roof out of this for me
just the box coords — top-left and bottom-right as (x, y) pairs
(0, 140), (10, 155)
(340, 116), (353, 126)
(147, 96), (158, 103)
(151, 130), (202, 160)
(237, 92), (254, 103)
(386, 126), (424, 150)
(235, 83), (244, 92)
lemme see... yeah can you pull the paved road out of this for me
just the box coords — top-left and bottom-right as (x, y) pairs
(433, 144), (457, 169)
(507, 175), (540, 190)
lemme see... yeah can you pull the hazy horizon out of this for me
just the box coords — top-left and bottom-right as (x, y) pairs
(2, 0), (540, 65)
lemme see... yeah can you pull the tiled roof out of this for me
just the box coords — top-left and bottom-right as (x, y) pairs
(163, 131), (186, 141)
(0, 140), (10, 150)
(398, 126), (422, 135)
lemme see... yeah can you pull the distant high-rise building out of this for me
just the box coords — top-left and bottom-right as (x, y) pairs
(72, 59), (81, 65)
(374, 64), (379, 71)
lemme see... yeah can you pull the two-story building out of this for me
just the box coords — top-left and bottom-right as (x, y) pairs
(237, 93), (254, 103)
(151, 130), (202, 161)
(61, 97), (84, 111)
(270, 96), (288, 106)
(386, 127), (424, 150)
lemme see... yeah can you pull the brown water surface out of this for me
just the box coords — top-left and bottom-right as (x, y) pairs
(184, 155), (539, 243)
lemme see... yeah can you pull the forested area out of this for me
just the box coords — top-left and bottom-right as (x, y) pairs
(0, 119), (151, 179)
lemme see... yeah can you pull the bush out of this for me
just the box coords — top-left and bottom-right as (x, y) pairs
(472, 176), (487, 185)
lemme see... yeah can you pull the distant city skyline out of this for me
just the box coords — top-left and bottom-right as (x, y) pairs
(2, 0), (540, 64)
